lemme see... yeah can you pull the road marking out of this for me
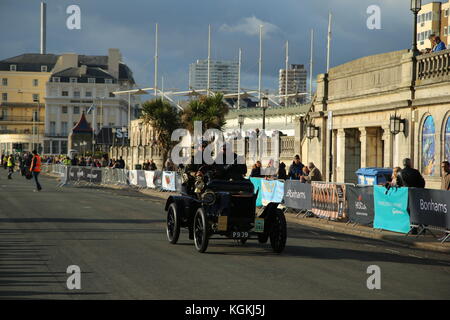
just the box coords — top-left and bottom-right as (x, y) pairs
(364, 244), (377, 248)
(310, 231), (320, 236)
(386, 249), (400, 254)
(408, 254), (423, 259)
(326, 235), (337, 240)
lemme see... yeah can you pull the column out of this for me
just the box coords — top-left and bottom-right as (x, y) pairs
(382, 126), (392, 168)
(335, 129), (346, 183)
(359, 127), (368, 168)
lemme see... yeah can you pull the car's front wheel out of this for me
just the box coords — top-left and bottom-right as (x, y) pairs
(193, 208), (210, 253)
(269, 210), (287, 253)
(166, 203), (181, 244)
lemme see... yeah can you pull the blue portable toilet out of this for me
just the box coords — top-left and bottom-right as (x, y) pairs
(355, 167), (393, 186)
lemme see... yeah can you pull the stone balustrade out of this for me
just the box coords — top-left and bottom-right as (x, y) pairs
(416, 49), (450, 81)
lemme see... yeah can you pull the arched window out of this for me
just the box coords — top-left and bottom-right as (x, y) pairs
(445, 117), (450, 162)
(422, 115), (436, 176)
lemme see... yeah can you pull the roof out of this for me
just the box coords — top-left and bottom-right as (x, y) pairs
(0, 53), (135, 83)
(72, 112), (93, 133)
(0, 53), (58, 72)
(53, 67), (114, 79)
(226, 103), (311, 119)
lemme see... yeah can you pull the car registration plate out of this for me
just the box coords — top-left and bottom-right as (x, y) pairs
(254, 218), (264, 233)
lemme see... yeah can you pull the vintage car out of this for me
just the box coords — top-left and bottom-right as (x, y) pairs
(165, 178), (287, 253)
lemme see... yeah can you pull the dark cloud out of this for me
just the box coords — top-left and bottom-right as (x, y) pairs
(0, 0), (432, 93)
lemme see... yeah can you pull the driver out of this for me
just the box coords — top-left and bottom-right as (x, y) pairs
(181, 141), (211, 196)
(213, 142), (247, 181)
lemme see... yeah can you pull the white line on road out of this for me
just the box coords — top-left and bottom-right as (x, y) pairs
(408, 254), (423, 259)
(386, 249), (400, 254)
(364, 244), (377, 248)
(310, 231), (320, 236)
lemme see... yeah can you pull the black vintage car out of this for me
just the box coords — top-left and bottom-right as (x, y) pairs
(164, 178), (287, 253)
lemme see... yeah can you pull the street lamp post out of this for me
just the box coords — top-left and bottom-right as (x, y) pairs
(260, 96), (269, 130)
(411, 0), (422, 56)
(238, 115), (245, 133)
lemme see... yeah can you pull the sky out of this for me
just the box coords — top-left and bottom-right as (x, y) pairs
(0, 0), (440, 97)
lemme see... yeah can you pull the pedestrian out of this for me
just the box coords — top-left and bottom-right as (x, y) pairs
(149, 159), (157, 171)
(30, 150), (42, 191)
(441, 161), (450, 191)
(288, 155), (305, 180)
(250, 161), (262, 177)
(301, 162), (323, 183)
(389, 167), (402, 187)
(277, 162), (287, 180)
(397, 158), (425, 188)
(7, 154), (14, 179)
(430, 34), (447, 53)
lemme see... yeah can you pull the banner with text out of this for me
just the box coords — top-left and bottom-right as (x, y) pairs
(346, 185), (375, 226)
(408, 188), (450, 230)
(373, 186), (410, 234)
(283, 180), (312, 210)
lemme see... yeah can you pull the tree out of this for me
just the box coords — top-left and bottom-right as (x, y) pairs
(181, 93), (229, 133)
(140, 98), (181, 163)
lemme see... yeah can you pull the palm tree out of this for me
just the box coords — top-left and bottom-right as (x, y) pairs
(181, 93), (229, 133)
(141, 98), (181, 164)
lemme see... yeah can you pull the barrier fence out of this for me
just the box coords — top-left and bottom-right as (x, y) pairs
(42, 164), (449, 242)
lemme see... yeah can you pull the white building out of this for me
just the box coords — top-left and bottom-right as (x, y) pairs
(279, 64), (307, 106)
(189, 60), (238, 93)
(44, 49), (140, 155)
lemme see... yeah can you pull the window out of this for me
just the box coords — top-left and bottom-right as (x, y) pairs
(32, 94), (39, 102)
(105, 79), (113, 84)
(73, 106), (80, 114)
(73, 91), (80, 98)
(62, 90), (69, 97)
(421, 115), (436, 176)
(52, 77), (60, 82)
(62, 106), (68, 114)
(88, 78), (96, 84)
(61, 122), (68, 135)
(445, 117), (450, 163)
(85, 91), (92, 97)
(70, 78), (77, 83)
(10, 65), (17, 71)
(2, 78), (7, 86)
(445, 28), (448, 36)
(2, 93), (7, 101)
(445, 9), (449, 17)
(51, 140), (59, 154)
(49, 122), (56, 135)
(33, 79), (38, 87)
(41, 65), (47, 72)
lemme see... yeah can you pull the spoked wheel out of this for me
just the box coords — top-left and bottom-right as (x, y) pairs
(269, 210), (287, 253)
(166, 203), (181, 244)
(193, 208), (210, 253)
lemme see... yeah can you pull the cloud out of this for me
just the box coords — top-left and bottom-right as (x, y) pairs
(219, 16), (280, 37)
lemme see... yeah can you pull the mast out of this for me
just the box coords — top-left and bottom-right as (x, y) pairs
(154, 23), (159, 96)
(207, 24), (211, 96)
(258, 25), (263, 102)
(237, 48), (241, 110)
(327, 12), (332, 73)
(309, 29), (314, 100)
(285, 40), (289, 106)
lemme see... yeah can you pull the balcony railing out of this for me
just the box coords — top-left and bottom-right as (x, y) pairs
(416, 49), (450, 80)
(0, 129), (45, 135)
(0, 116), (42, 122)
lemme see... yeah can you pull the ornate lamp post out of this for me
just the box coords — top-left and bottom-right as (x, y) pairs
(260, 96), (269, 130)
(238, 115), (245, 133)
(411, 0), (422, 56)
(306, 123), (319, 140)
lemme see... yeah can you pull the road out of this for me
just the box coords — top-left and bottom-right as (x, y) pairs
(0, 169), (449, 300)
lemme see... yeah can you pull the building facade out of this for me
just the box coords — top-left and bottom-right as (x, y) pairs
(279, 64), (307, 106)
(0, 54), (56, 154)
(44, 49), (138, 155)
(417, 1), (450, 51)
(189, 60), (238, 93)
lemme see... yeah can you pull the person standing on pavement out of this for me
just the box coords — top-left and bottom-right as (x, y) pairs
(397, 158), (425, 188)
(30, 150), (42, 191)
(7, 154), (15, 179)
(288, 155), (305, 180)
(441, 161), (450, 191)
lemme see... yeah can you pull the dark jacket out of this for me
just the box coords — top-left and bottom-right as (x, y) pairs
(250, 166), (261, 178)
(397, 167), (425, 188)
(288, 161), (304, 180)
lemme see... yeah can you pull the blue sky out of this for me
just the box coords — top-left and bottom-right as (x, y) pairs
(0, 0), (439, 95)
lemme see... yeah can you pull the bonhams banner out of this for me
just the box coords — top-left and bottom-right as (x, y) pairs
(408, 188), (450, 230)
(373, 186), (410, 234)
(283, 180), (312, 210)
(162, 171), (176, 191)
(346, 185), (374, 226)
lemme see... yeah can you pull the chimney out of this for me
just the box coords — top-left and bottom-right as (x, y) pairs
(40, 2), (46, 54)
(79, 65), (87, 76)
(53, 53), (78, 74)
(108, 48), (121, 79)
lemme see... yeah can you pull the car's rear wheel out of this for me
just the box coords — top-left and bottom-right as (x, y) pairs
(269, 210), (287, 253)
(166, 203), (181, 244)
(194, 208), (210, 253)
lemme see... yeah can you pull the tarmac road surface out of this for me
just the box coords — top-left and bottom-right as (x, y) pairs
(0, 169), (449, 299)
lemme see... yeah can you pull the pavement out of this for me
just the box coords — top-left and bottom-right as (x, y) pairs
(0, 169), (450, 299)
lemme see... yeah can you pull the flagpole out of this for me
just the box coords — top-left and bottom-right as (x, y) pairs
(154, 23), (158, 97)
(309, 29), (314, 101)
(327, 12), (332, 73)
(285, 40), (289, 106)
(207, 24), (211, 96)
(237, 48), (241, 110)
(258, 25), (263, 102)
